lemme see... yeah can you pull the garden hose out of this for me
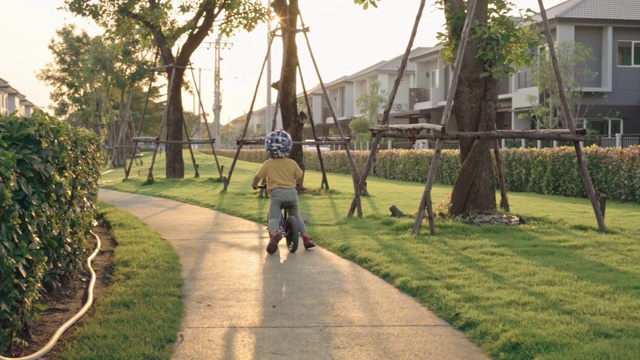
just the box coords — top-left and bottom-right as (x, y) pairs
(0, 230), (101, 360)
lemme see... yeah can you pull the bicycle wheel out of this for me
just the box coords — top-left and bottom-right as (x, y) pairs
(284, 215), (299, 253)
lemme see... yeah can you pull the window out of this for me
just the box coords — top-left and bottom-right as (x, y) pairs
(430, 70), (439, 88)
(583, 117), (623, 136)
(517, 68), (534, 89)
(617, 41), (640, 66)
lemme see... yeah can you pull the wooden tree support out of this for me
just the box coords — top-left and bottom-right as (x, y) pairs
(369, 126), (587, 142)
(493, 139), (510, 212)
(133, 137), (218, 145)
(351, 0), (605, 235)
(222, 10), (360, 202)
(236, 136), (351, 146)
(124, 60), (223, 182)
(298, 65), (330, 190)
(414, 0), (476, 235)
(538, 0), (606, 232)
(347, 0), (428, 218)
(299, 12), (362, 214)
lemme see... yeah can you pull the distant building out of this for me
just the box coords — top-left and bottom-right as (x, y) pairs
(227, 0), (640, 147)
(0, 77), (38, 117)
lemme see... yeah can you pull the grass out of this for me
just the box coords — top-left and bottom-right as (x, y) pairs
(99, 150), (640, 360)
(61, 203), (183, 360)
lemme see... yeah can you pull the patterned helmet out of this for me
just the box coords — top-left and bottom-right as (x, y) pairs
(265, 130), (292, 158)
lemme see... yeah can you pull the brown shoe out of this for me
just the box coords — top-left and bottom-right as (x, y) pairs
(266, 233), (282, 254)
(303, 236), (316, 249)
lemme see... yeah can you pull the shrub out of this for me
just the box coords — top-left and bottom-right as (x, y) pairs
(217, 145), (640, 203)
(0, 111), (101, 353)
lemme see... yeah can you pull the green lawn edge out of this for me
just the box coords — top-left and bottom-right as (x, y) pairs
(61, 202), (183, 360)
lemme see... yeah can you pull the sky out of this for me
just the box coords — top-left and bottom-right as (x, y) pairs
(0, 0), (565, 125)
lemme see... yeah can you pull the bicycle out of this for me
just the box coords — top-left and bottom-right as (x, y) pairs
(258, 184), (299, 253)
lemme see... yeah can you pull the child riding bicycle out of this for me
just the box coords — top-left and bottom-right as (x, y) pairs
(251, 130), (316, 254)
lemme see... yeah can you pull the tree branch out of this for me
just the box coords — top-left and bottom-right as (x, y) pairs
(177, 2), (222, 64)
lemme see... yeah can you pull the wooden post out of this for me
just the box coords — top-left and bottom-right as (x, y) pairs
(347, 0), (427, 218)
(413, 0), (477, 235)
(493, 139), (510, 212)
(413, 139), (444, 235)
(147, 66), (177, 182)
(223, 35), (275, 191)
(298, 64), (330, 190)
(189, 65), (223, 180)
(538, 0), (606, 231)
(599, 194), (607, 219)
(300, 14), (362, 216)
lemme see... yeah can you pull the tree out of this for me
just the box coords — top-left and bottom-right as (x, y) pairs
(270, 0), (306, 190)
(348, 117), (371, 143)
(37, 25), (107, 129)
(64, 0), (269, 178)
(436, 0), (539, 216)
(349, 80), (387, 143)
(356, 80), (387, 124)
(526, 41), (600, 129)
(38, 24), (158, 167)
(352, 0), (537, 216)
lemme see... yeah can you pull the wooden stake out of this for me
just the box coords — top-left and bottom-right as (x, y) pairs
(493, 139), (510, 212)
(538, 0), (606, 231)
(413, 0), (478, 235)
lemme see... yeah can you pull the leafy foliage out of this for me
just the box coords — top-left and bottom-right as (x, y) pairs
(348, 117), (372, 143)
(525, 41), (601, 129)
(353, 0), (379, 10)
(0, 112), (101, 353)
(436, 0), (541, 78)
(356, 80), (387, 124)
(63, 0), (270, 179)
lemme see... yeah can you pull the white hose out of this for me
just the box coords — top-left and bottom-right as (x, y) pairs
(0, 230), (101, 360)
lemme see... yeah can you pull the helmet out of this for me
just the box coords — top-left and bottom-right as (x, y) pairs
(265, 130), (292, 158)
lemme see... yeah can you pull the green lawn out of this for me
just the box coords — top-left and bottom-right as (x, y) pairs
(61, 203), (183, 360)
(99, 150), (640, 360)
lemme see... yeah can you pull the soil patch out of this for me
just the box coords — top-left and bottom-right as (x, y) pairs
(10, 220), (117, 360)
(466, 213), (527, 226)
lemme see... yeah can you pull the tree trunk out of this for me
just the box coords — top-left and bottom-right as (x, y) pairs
(165, 67), (186, 179)
(273, 0), (305, 190)
(446, 0), (497, 216)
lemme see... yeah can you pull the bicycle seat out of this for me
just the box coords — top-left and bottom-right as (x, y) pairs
(280, 201), (297, 209)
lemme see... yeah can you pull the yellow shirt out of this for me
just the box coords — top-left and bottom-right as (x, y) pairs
(255, 158), (303, 193)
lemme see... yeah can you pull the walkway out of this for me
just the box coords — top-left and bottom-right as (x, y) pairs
(99, 189), (490, 359)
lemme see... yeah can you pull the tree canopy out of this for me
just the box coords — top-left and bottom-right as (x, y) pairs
(63, 0), (270, 178)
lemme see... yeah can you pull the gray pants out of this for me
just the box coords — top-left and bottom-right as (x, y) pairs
(269, 188), (307, 234)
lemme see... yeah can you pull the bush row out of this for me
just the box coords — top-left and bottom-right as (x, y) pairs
(0, 112), (101, 353)
(217, 146), (640, 203)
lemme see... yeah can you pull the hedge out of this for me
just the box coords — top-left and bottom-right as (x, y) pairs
(216, 146), (640, 203)
(0, 111), (101, 353)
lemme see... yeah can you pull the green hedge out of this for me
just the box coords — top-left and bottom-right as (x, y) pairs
(217, 146), (640, 203)
(0, 111), (101, 353)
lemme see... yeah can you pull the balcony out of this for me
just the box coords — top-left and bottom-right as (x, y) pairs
(410, 88), (430, 109)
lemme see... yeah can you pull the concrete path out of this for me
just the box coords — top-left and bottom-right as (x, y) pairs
(99, 189), (490, 360)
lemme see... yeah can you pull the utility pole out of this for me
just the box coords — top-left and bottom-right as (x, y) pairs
(266, 0), (272, 135)
(206, 33), (233, 148)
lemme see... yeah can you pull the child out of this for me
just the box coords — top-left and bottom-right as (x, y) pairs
(251, 130), (316, 254)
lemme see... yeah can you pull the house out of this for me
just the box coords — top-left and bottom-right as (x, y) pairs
(226, 48), (425, 142)
(226, 0), (640, 148)
(512, 0), (640, 140)
(303, 48), (427, 138)
(0, 77), (38, 117)
(400, 0), (640, 145)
